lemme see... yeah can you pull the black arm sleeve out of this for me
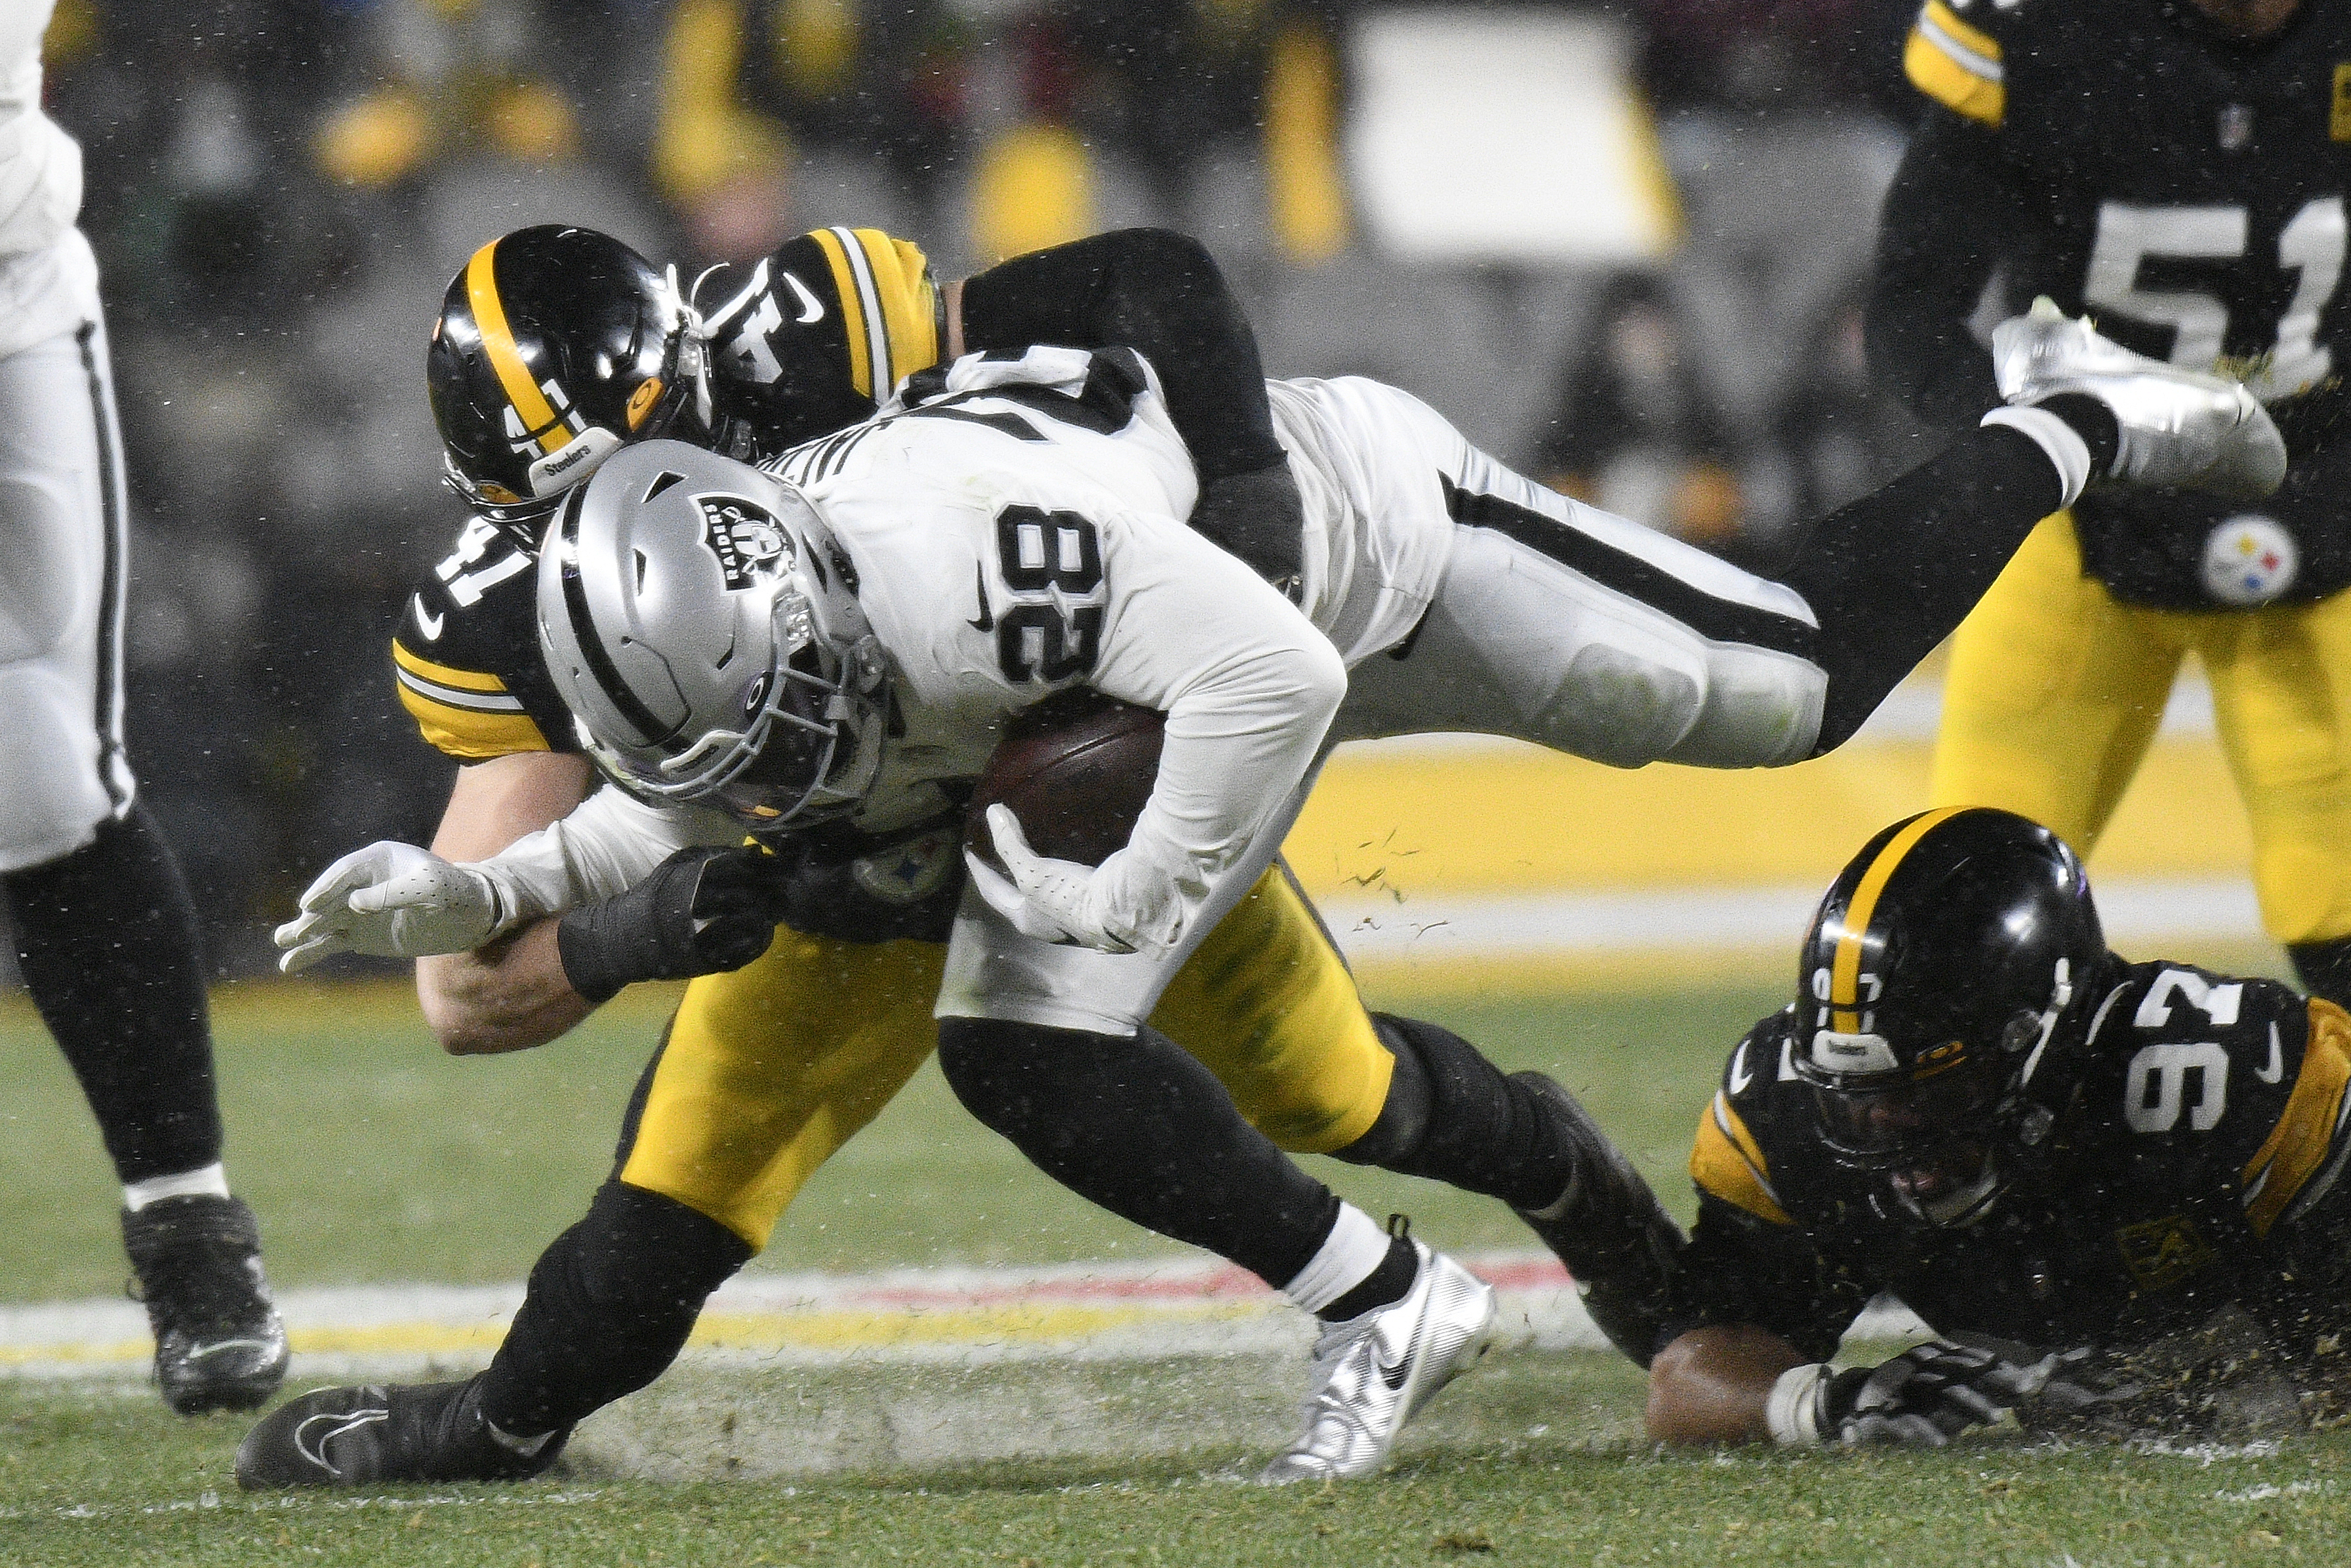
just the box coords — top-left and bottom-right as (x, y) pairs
(1864, 107), (2023, 430)
(957, 229), (1287, 483)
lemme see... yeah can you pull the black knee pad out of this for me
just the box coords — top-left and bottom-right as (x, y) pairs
(1328, 1016), (1430, 1169)
(1334, 1013), (1576, 1212)
(480, 1180), (751, 1436)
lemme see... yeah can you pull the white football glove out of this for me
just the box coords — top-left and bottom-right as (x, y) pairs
(963, 803), (1140, 955)
(273, 841), (511, 973)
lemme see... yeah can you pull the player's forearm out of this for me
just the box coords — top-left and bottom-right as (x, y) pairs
(1864, 111), (2012, 427)
(956, 229), (1286, 481)
(416, 922), (593, 1055)
(1645, 1325), (1811, 1445)
(1105, 636), (1346, 946)
(475, 785), (738, 919)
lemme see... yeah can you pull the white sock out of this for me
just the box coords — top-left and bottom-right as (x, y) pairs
(1279, 1203), (1390, 1316)
(123, 1163), (230, 1213)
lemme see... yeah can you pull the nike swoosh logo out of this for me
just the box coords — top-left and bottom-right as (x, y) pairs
(1728, 1042), (1753, 1095)
(2258, 1022), (2285, 1085)
(295, 1405), (389, 1477)
(1378, 1306), (1427, 1393)
(412, 596), (445, 640)
(782, 271), (824, 325)
(967, 563), (994, 632)
(185, 1336), (277, 1361)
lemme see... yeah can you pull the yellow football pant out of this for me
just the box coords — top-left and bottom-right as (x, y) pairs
(616, 863), (1396, 1248)
(1933, 514), (2351, 946)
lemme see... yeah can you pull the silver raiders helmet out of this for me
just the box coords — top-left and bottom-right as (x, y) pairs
(536, 438), (887, 831)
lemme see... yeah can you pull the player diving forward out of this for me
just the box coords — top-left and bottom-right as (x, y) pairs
(1645, 807), (2351, 1448)
(241, 226), (1682, 1489)
(263, 288), (2281, 1479)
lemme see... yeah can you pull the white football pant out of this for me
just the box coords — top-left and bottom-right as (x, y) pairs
(940, 377), (1830, 1035)
(0, 229), (134, 872)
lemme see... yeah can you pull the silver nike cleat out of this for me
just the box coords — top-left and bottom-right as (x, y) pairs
(1257, 1239), (1497, 1484)
(1992, 296), (2286, 502)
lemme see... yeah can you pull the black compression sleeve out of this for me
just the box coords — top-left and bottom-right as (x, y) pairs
(1784, 422), (2068, 753)
(1864, 107), (2020, 429)
(957, 229), (1286, 482)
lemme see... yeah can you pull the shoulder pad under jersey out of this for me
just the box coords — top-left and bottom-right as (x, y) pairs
(2084, 961), (2351, 1236)
(1688, 1007), (1809, 1228)
(391, 517), (575, 761)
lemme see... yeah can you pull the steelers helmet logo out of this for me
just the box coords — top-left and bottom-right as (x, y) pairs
(696, 495), (793, 590)
(2200, 515), (2299, 606)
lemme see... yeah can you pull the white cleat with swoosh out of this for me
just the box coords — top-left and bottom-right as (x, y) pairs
(1256, 1234), (1497, 1484)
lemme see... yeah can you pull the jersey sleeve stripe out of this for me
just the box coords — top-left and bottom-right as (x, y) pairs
(1905, 0), (2005, 127)
(393, 639), (518, 696)
(1690, 1091), (1795, 1226)
(395, 681), (552, 759)
(2243, 1000), (2351, 1236)
(394, 663), (527, 714)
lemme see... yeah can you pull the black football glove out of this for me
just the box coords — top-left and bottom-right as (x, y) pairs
(555, 845), (784, 1003)
(1819, 1342), (2032, 1447)
(1188, 460), (1305, 601)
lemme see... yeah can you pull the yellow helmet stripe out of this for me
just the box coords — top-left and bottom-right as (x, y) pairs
(1829, 806), (1973, 1031)
(809, 226), (877, 400)
(466, 239), (571, 455)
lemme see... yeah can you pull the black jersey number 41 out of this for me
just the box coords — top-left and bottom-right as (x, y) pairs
(992, 505), (1104, 682)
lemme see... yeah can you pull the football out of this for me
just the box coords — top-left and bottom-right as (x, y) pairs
(967, 690), (1167, 868)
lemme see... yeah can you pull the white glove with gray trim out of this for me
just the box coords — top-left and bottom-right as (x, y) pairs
(273, 841), (515, 972)
(963, 803), (1141, 954)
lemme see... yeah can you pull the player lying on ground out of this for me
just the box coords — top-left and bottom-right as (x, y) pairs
(265, 293), (2281, 1482)
(1645, 806), (2351, 1448)
(237, 227), (1679, 1490)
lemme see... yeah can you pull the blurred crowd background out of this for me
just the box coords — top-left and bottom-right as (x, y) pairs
(42, 0), (1933, 973)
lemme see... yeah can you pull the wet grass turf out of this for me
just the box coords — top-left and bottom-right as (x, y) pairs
(0, 977), (1778, 1299)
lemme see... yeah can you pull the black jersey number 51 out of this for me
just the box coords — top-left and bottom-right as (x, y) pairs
(992, 505), (1104, 682)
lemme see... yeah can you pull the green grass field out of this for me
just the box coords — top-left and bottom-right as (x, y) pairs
(5, 965), (2344, 1566)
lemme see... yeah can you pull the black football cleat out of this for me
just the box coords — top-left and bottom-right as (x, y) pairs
(1509, 1072), (1687, 1367)
(236, 1375), (571, 1489)
(123, 1194), (290, 1415)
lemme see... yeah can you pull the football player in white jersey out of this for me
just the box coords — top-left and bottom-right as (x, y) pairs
(0, 1), (284, 1412)
(270, 305), (2279, 1476)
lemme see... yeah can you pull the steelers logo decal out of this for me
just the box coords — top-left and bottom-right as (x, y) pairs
(696, 494), (793, 591)
(2200, 515), (2299, 607)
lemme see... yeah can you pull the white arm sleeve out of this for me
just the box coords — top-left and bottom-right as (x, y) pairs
(1080, 517), (1348, 948)
(473, 784), (742, 927)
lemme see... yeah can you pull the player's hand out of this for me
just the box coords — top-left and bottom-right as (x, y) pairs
(1824, 1341), (2028, 1447)
(555, 845), (786, 1003)
(964, 803), (1139, 954)
(274, 841), (506, 973)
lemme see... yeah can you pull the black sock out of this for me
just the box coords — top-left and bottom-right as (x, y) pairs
(4, 803), (222, 1183)
(477, 1180), (751, 1437)
(1320, 1230), (1420, 1321)
(1332, 1015), (1578, 1213)
(1780, 422), (2073, 754)
(936, 1018), (1342, 1289)
(2292, 937), (2351, 1009)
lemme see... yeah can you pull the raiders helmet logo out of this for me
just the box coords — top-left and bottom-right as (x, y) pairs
(696, 495), (793, 590)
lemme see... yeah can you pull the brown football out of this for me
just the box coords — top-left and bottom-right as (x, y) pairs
(967, 690), (1167, 869)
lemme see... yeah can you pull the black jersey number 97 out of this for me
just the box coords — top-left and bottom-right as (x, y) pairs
(993, 505), (1105, 683)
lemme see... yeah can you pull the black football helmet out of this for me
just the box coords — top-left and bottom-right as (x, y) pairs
(691, 224), (940, 451)
(1792, 807), (2107, 1227)
(427, 226), (715, 544)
